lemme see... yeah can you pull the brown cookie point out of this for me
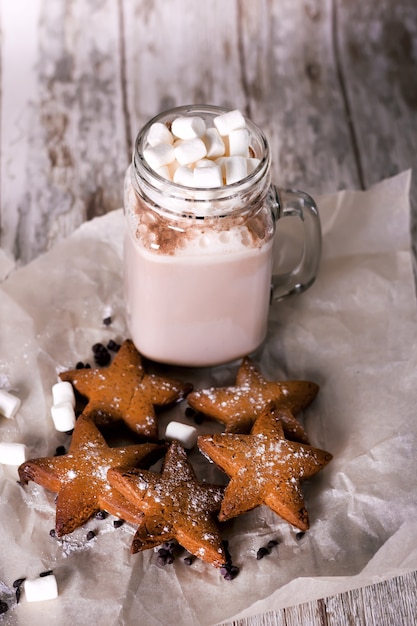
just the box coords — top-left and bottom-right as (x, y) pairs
(188, 356), (317, 441)
(59, 339), (192, 439)
(18, 413), (165, 536)
(198, 401), (332, 531)
(108, 441), (226, 568)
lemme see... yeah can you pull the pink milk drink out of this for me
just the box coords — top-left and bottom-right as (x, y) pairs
(124, 105), (321, 366)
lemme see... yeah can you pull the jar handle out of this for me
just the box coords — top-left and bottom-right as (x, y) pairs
(269, 186), (322, 301)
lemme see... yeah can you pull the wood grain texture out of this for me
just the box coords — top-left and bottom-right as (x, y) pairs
(1, 0), (416, 266)
(1, 0), (127, 263)
(0, 2), (416, 623)
(221, 571), (417, 625)
(334, 0), (417, 271)
(122, 0), (360, 192)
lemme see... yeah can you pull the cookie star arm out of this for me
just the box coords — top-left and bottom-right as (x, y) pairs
(176, 516), (226, 567)
(107, 466), (156, 508)
(59, 367), (101, 399)
(99, 489), (145, 525)
(131, 515), (173, 552)
(264, 479), (310, 530)
(188, 387), (255, 431)
(269, 380), (319, 415)
(145, 374), (192, 405)
(219, 477), (265, 521)
(18, 456), (62, 493)
(235, 357), (266, 386)
(55, 480), (99, 536)
(126, 391), (159, 439)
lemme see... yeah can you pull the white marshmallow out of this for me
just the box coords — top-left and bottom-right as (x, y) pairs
(52, 381), (75, 408)
(228, 128), (250, 157)
(173, 165), (195, 186)
(193, 163), (223, 188)
(165, 421), (198, 449)
(155, 165), (172, 180)
(215, 156), (227, 172)
(195, 159), (217, 168)
(147, 122), (174, 146)
(247, 157), (261, 174)
(174, 138), (207, 165)
(171, 116), (206, 140)
(143, 143), (175, 169)
(213, 109), (246, 136)
(0, 441), (27, 465)
(51, 401), (76, 432)
(0, 389), (21, 419)
(168, 160), (180, 176)
(24, 574), (58, 603)
(225, 156), (248, 184)
(204, 127), (226, 158)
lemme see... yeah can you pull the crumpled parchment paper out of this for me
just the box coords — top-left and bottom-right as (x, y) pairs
(0, 170), (416, 626)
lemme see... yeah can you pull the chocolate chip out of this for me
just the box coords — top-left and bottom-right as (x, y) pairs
(157, 553), (174, 566)
(220, 563), (239, 580)
(256, 547), (270, 560)
(55, 446), (66, 456)
(102, 316), (112, 326)
(39, 570), (54, 577)
(256, 539), (279, 559)
(113, 519), (124, 528)
(92, 343), (111, 366)
(49, 529), (56, 537)
(95, 510), (107, 520)
(0, 600), (8, 614)
(76, 361), (85, 369)
(15, 587), (21, 604)
(158, 548), (171, 558)
(86, 530), (96, 541)
(107, 339), (120, 352)
(296, 532), (305, 541)
(12, 578), (26, 588)
(183, 555), (195, 565)
(156, 555), (167, 566)
(184, 407), (204, 424)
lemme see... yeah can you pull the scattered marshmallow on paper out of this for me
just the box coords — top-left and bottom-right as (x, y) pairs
(50, 381), (76, 432)
(0, 388), (21, 419)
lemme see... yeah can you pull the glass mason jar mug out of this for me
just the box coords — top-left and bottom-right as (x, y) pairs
(124, 105), (321, 367)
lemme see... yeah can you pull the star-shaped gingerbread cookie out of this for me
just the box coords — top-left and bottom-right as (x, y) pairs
(59, 339), (192, 440)
(198, 401), (332, 531)
(187, 356), (318, 442)
(107, 441), (226, 568)
(18, 413), (165, 536)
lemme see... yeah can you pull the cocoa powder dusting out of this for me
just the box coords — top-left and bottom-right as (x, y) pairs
(133, 195), (267, 255)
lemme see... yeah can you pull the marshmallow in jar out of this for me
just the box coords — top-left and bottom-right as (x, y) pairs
(124, 105), (321, 366)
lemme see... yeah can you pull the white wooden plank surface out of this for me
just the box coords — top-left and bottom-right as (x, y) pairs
(221, 571), (417, 625)
(1, 0), (127, 263)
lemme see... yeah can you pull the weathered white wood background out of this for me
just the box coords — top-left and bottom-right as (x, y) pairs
(1, 0), (416, 624)
(1, 0), (416, 267)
